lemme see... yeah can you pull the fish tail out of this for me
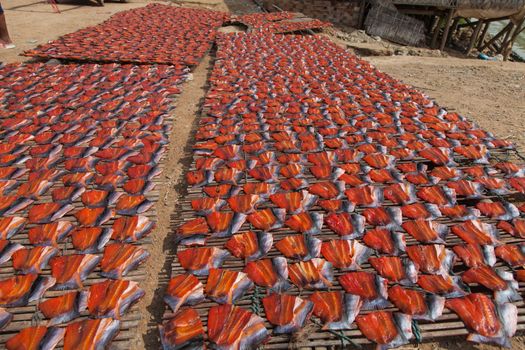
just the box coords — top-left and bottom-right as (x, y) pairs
(96, 228), (112, 252)
(331, 168), (345, 181)
(392, 231), (406, 254)
(468, 333), (510, 348)
(305, 234), (322, 260)
(342, 200), (355, 212)
(256, 231), (273, 258)
(50, 204), (74, 222)
(0, 242), (23, 264)
(403, 259), (419, 285)
(29, 276), (56, 303)
(307, 212), (324, 235)
(97, 319), (120, 349)
(233, 278), (254, 302)
(442, 249), (456, 275)
(495, 270), (522, 303)
(41, 327), (66, 350)
(302, 191), (318, 211)
(436, 223), (449, 243)
(0, 308), (12, 330)
(119, 287), (145, 318)
(375, 274), (389, 302)
(342, 294), (362, 327)
(498, 302), (518, 340)
(503, 202), (520, 221)
(163, 295), (183, 314)
(352, 214), (366, 238)
(426, 204), (442, 220)
(5, 198), (33, 216)
(425, 294), (445, 321)
(230, 213), (247, 236)
(335, 180), (346, 199)
(389, 313), (413, 348)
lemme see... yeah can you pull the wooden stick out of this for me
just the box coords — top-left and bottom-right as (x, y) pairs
(501, 22), (516, 49)
(431, 15), (444, 49)
(466, 20), (483, 55)
(357, 0), (367, 29)
(504, 18), (525, 61)
(479, 22), (512, 51)
(447, 17), (460, 45)
(477, 21), (490, 50)
(440, 9), (455, 51)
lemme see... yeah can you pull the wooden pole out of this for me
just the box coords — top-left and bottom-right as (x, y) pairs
(466, 20), (483, 55)
(504, 18), (525, 60)
(498, 22), (515, 58)
(440, 9), (455, 51)
(431, 15), (444, 49)
(357, 0), (367, 29)
(477, 21), (490, 49)
(479, 22), (512, 51)
(447, 17), (460, 45)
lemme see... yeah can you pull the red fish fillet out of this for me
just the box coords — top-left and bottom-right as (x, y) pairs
(175, 217), (210, 246)
(274, 234), (321, 261)
(207, 304), (268, 349)
(87, 279), (144, 319)
(50, 254), (100, 290)
(262, 293), (313, 334)
(6, 326), (65, 350)
(309, 291), (362, 330)
(224, 230), (272, 261)
(320, 239), (369, 269)
(288, 258), (333, 290)
(159, 308), (204, 350)
(177, 247), (229, 276)
(164, 274), (204, 314)
(356, 311), (413, 348)
(63, 318), (120, 350)
(100, 243), (150, 279)
(244, 257), (290, 292)
(205, 268), (253, 304)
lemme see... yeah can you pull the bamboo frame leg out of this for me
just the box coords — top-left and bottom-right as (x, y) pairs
(466, 20), (483, 56)
(431, 15), (444, 49)
(479, 22), (512, 52)
(504, 18), (525, 60)
(477, 22), (490, 50)
(439, 9), (455, 51)
(447, 17), (460, 46)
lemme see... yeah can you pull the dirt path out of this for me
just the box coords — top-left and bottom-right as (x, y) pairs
(137, 53), (214, 349)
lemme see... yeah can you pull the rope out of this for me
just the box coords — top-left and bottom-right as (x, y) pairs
(31, 304), (42, 326)
(250, 285), (262, 315)
(514, 149), (525, 162)
(311, 319), (362, 349)
(411, 320), (422, 343)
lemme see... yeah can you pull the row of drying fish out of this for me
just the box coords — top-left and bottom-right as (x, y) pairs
(186, 164), (525, 198)
(176, 201), (524, 243)
(0, 63), (184, 348)
(0, 241), (148, 287)
(163, 32), (525, 350)
(234, 11), (331, 34)
(1, 63), (185, 116)
(162, 274), (517, 349)
(172, 242), (524, 299)
(22, 4), (228, 65)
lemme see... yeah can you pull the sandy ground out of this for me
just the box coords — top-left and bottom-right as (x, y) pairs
(1, 0), (525, 349)
(136, 53), (214, 349)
